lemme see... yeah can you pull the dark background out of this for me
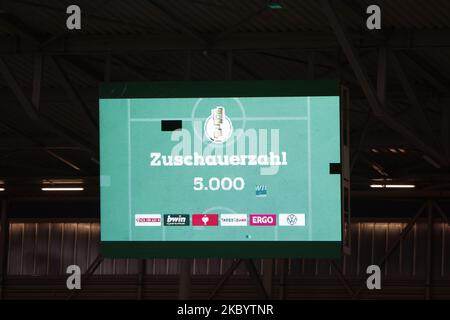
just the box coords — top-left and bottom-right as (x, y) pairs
(0, 0), (449, 299)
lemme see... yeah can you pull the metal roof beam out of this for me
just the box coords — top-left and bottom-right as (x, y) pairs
(0, 57), (39, 120)
(0, 87), (441, 102)
(0, 121), (81, 173)
(227, 53), (260, 79)
(144, 0), (208, 45)
(398, 51), (449, 94)
(443, 104), (450, 162)
(377, 48), (387, 106)
(0, 57), (97, 157)
(3, 30), (450, 54)
(0, 12), (41, 44)
(390, 51), (438, 148)
(212, 5), (268, 42)
(31, 54), (43, 110)
(112, 56), (149, 81)
(319, 0), (446, 166)
(58, 57), (102, 86)
(0, 10), (104, 89)
(48, 56), (98, 133)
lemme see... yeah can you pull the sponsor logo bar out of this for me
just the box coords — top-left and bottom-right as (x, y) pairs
(220, 214), (248, 226)
(163, 214), (190, 226)
(249, 214), (276, 226)
(279, 213), (305, 226)
(192, 214), (219, 226)
(135, 214), (161, 226)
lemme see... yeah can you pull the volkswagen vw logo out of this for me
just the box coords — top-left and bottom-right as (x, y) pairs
(287, 214), (298, 225)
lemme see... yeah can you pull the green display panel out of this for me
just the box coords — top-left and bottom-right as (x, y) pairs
(100, 81), (341, 258)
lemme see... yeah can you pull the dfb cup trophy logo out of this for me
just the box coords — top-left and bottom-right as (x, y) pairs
(204, 106), (233, 144)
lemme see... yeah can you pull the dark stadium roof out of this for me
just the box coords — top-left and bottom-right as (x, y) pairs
(0, 0), (450, 195)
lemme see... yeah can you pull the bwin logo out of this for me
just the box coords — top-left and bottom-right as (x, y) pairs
(164, 214), (189, 226)
(256, 185), (267, 197)
(167, 215), (186, 223)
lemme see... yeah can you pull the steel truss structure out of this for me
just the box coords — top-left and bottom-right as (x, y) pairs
(0, 0), (450, 299)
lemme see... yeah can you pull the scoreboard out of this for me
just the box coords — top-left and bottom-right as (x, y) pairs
(100, 81), (342, 258)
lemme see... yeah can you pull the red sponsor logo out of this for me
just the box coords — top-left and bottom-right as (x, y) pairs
(192, 214), (219, 226)
(250, 214), (276, 226)
(135, 214), (161, 226)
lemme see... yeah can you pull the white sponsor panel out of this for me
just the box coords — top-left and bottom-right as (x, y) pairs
(279, 213), (305, 226)
(220, 214), (248, 226)
(135, 214), (162, 226)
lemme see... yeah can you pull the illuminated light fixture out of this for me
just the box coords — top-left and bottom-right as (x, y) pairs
(370, 184), (415, 189)
(268, 0), (283, 9)
(41, 187), (84, 192)
(41, 179), (84, 192)
(0, 188), (5, 192)
(388, 148), (397, 153)
(398, 148), (406, 153)
(371, 148), (379, 153)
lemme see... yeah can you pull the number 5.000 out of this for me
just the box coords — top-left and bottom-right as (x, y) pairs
(193, 177), (245, 191)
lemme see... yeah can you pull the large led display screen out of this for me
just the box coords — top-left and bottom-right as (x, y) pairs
(100, 81), (341, 258)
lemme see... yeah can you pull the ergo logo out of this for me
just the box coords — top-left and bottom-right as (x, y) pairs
(250, 214), (276, 226)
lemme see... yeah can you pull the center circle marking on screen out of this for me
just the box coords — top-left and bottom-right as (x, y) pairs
(191, 98), (246, 147)
(204, 206), (236, 214)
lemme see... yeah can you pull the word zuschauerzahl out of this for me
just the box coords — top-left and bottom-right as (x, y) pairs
(150, 152), (288, 167)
